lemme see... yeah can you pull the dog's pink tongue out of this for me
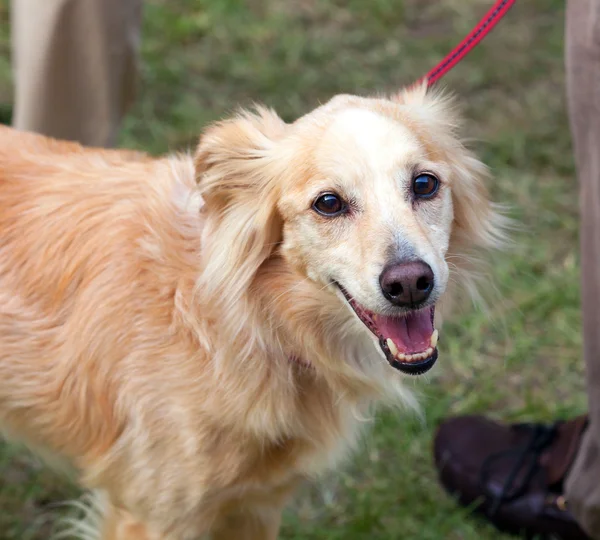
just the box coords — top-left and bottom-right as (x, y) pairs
(376, 308), (434, 354)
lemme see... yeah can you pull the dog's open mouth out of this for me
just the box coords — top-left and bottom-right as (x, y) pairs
(337, 286), (438, 375)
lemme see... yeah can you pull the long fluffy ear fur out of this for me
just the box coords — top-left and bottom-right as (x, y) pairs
(194, 106), (287, 316)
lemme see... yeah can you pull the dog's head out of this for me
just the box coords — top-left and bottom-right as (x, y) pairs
(195, 86), (502, 376)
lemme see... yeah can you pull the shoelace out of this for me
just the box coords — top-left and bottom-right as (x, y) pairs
(479, 423), (559, 517)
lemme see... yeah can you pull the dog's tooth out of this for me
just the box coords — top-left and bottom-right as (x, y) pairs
(426, 347), (433, 356)
(430, 329), (439, 348)
(386, 338), (398, 356)
(397, 352), (406, 361)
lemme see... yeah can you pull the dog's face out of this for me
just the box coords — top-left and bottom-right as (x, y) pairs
(197, 89), (499, 376)
(278, 100), (453, 374)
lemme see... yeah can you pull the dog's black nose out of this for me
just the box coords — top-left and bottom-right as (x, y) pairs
(379, 260), (434, 307)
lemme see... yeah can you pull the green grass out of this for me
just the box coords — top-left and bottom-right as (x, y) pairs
(0, 0), (586, 538)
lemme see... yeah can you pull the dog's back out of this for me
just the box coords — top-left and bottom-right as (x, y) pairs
(0, 126), (200, 465)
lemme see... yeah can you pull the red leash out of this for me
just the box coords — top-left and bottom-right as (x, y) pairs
(417, 0), (516, 88)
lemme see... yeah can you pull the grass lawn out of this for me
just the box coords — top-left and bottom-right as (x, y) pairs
(0, 0), (586, 538)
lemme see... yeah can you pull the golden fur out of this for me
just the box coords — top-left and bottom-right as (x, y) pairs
(0, 87), (502, 539)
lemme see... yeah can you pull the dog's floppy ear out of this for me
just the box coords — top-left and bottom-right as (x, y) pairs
(195, 107), (287, 314)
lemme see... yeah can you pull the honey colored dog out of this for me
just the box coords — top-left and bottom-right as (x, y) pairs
(0, 87), (502, 539)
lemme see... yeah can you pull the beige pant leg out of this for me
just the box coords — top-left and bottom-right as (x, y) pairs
(11, 0), (143, 147)
(565, 0), (600, 537)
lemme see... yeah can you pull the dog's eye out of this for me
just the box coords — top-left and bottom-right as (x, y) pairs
(412, 173), (439, 198)
(313, 193), (346, 216)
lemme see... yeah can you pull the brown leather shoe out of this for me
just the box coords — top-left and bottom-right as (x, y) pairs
(433, 415), (591, 539)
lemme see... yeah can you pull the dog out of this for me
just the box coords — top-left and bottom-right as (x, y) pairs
(0, 86), (503, 539)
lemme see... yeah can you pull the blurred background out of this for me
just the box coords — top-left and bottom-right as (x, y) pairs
(0, 0), (583, 538)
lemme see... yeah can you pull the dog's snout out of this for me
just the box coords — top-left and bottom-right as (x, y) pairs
(379, 260), (434, 307)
